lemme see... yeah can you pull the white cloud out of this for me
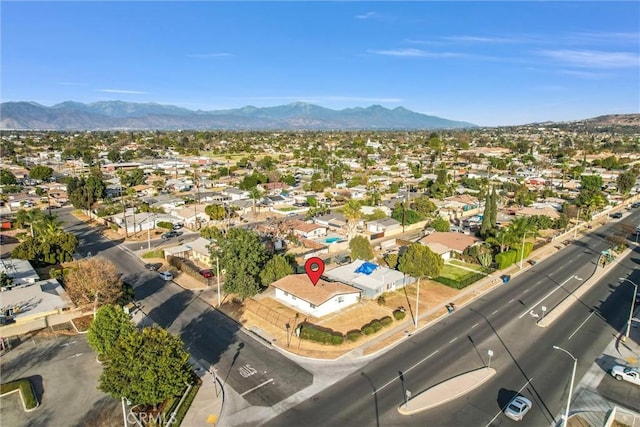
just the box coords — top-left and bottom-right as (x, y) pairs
(537, 49), (639, 68)
(355, 11), (377, 20)
(97, 89), (150, 95)
(440, 35), (515, 44)
(186, 53), (233, 59)
(368, 48), (463, 58)
(567, 32), (640, 45)
(557, 69), (612, 79)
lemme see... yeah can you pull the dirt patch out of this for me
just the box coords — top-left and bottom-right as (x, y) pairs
(71, 314), (93, 332)
(213, 279), (469, 359)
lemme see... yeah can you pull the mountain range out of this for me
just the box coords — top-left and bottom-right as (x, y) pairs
(0, 101), (477, 131)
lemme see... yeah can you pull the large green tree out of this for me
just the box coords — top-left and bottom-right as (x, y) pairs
(349, 235), (374, 261)
(99, 327), (192, 407)
(0, 168), (17, 185)
(398, 243), (444, 328)
(260, 255), (294, 286)
(616, 170), (637, 196)
(214, 227), (268, 299)
(28, 165), (54, 182)
(87, 304), (136, 357)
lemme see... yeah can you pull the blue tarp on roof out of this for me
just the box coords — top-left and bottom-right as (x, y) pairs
(355, 262), (378, 275)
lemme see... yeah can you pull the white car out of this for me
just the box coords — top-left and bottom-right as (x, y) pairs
(504, 395), (532, 421)
(611, 365), (640, 385)
(159, 271), (173, 281)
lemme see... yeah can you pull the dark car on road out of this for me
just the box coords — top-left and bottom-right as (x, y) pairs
(161, 230), (179, 240)
(609, 212), (623, 219)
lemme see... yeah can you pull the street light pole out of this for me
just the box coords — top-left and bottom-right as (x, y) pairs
(553, 345), (577, 427)
(414, 277), (421, 330)
(619, 278), (638, 339)
(216, 256), (221, 307)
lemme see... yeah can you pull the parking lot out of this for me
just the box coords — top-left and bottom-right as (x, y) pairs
(0, 333), (120, 427)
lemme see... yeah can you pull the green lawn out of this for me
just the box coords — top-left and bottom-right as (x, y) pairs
(438, 264), (477, 281)
(447, 259), (484, 271)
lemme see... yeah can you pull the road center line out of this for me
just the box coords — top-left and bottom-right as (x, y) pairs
(240, 378), (274, 397)
(483, 377), (534, 427)
(523, 289), (529, 293)
(508, 298), (514, 303)
(471, 322), (479, 329)
(518, 275), (575, 319)
(372, 350), (439, 395)
(449, 337), (458, 343)
(491, 310), (498, 315)
(568, 311), (597, 340)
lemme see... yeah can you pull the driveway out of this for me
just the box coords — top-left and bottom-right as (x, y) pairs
(0, 333), (120, 427)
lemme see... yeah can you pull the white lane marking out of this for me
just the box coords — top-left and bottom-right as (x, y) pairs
(518, 275), (576, 319)
(508, 299), (514, 304)
(484, 378), (534, 427)
(472, 323), (479, 329)
(372, 350), (439, 395)
(568, 311), (597, 340)
(535, 280), (542, 285)
(240, 378), (274, 397)
(67, 353), (83, 359)
(449, 337), (458, 344)
(491, 310), (498, 315)
(523, 289), (529, 293)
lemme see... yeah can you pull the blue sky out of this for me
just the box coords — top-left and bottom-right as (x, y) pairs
(2, 1), (638, 126)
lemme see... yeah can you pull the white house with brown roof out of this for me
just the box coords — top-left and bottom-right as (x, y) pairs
(270, 274), (361, 317)
(288, 220), (328, 239)
(418, 232), (480, 261)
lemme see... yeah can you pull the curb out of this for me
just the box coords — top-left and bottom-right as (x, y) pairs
(397, 367), (496, 415)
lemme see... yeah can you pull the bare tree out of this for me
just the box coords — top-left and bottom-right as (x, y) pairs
(64, 258), (124, 314)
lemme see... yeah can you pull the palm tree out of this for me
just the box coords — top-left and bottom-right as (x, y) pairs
(18, 209), (45, 238)
(343, 199), (362, 241)
(37, 215), (64, 240)
(249, 188), (263, 217)
(125, 187), (138, 236)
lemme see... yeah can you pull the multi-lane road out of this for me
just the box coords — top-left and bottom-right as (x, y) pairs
(59, 207), (640, 426)
(267, 210), (640, 426)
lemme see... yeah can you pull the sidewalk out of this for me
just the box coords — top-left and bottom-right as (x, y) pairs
(181, 357), (225, 427)
(562, 314), (640, 427)
(0, 309), (83, 338)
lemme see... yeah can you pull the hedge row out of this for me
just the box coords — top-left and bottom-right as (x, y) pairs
(434, 272), (486, 289)
(494, 242), (533, 270)
(299, 325), (344, 345)
(300, 315), (396, 345)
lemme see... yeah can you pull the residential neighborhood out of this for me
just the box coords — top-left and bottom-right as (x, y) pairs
(1, 123), (640, 427)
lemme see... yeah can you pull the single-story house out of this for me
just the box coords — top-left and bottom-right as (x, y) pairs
(1, 279), (70, 323)
(270, 274), (361, 318)
(289, 220), (328, 239)
(0, 259), (40, 289)
(417, 232), (480, 261)
(172, 205), (211, 230)
(323, 259), (415, 298)
(366, 217), (401, 234)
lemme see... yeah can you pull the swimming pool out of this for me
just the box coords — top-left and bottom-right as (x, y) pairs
(323, 236), (342, 244)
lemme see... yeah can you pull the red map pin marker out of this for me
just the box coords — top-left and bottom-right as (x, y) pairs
(304, 257), (325, 286)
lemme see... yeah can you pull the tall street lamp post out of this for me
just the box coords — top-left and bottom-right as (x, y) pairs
(553, 345), (577, 427)
(619, 278), (638, 340)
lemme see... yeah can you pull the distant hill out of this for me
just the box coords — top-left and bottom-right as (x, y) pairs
(0, 101), (476, 131)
